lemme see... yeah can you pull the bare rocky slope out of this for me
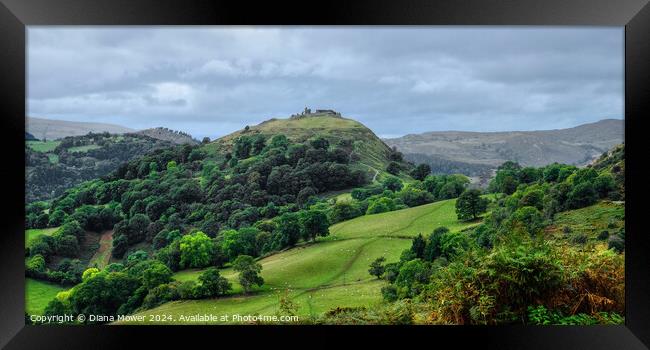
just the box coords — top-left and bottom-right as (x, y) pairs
(384, 119), (623, 175)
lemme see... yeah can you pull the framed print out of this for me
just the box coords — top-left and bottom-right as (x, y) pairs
(1, 0), (649, 348)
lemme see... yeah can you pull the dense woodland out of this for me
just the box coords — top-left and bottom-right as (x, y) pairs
(26, 132), (432, 319)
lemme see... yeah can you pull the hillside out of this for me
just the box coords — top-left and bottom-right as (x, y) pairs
(123, 144), (624, 325)
(27, 116), (135, 140)
(211, 110), (404, 182)
(135, 127), (199, 145)
(26, 133), (173, 202)
(24, 114), (624, 326)
(117, 198), (480, 324)
(384, 119), (624, 176)
(24, 112), (424, 322)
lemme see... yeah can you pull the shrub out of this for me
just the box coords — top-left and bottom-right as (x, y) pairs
(571, 233), (588, 245)
(386, 162), (401, 175)
(482, 242), (564, 315)
(381, 285), (398, 302)
(383, 263), (400, 283)
(196, 267), (231, 298)
(395, 259), (431, 298)
(527, 305), (624, 325)
(509, 206), (545, 237)
(382, 177), (403, 192)
(472, 224), (495, 249)
(368, 256), (386, 279)
(82, 268), (100, 281)
(179, 231), (214, 268)
(142, 284), (177, 309)
(455, 189), (489, 221)
(398, 186), (434, 207)
(328, 201), (361, 224)
(26, 254), (46, 276)
(567, 182), (597, 209)
(608, 235), (625, 253)
(366, 197), (395, 215)
(439, 231), (470, 259)
(597, 230), (610, 241)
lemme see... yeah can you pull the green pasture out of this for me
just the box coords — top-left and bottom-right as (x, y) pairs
(121, 198), (478, 324)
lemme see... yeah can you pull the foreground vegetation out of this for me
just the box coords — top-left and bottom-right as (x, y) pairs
(330, 147), (625, 325)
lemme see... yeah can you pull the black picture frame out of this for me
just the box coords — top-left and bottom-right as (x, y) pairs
(1, 0), (648, 348)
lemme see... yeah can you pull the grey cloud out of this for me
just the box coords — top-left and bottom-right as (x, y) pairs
(27, 26), (623, 139)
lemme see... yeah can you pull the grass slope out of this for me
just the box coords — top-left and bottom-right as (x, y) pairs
(68, 144), (102, 153)
(25, 227), (60, 247)
(26, 278), (65, 315)
(545, 201), (624, 241)
(26, 140), (61, 153)
(118, 198), (479, 324)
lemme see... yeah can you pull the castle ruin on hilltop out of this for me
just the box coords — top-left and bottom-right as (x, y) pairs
(290, 107), (342, 119)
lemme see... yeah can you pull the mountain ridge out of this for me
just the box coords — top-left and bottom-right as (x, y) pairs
(384, 118), (623, 175)
(392, 118), (621, 137)
(27, 116), (198, 145)
(27, 116), (136, 140)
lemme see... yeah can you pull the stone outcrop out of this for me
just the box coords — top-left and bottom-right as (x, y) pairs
(290, 107), (342, 119)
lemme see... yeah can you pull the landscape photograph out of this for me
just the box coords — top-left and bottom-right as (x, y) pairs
(25, 26), (625, 325)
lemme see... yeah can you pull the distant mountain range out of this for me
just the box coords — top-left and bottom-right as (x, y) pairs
(25, 132), (174, 202)
(27, 117), (136, 140)
(384, 119), (624, 176)
(27, 116), (624, 179)
(26, 117), (197, 145)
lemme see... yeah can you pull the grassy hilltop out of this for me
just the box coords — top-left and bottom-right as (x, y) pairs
(210, 113), (402, 183)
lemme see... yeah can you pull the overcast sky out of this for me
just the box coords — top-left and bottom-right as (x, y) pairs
(27, 26), (623, 139)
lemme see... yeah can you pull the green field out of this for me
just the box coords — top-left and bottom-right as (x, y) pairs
(26, 278), (65, 315)
(25, 227), (60, 247)
(68, 144), (101, 153)
(119, 198), (479, 324)
(26, 140), (61, 153)
(47, 154), (59, 164)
